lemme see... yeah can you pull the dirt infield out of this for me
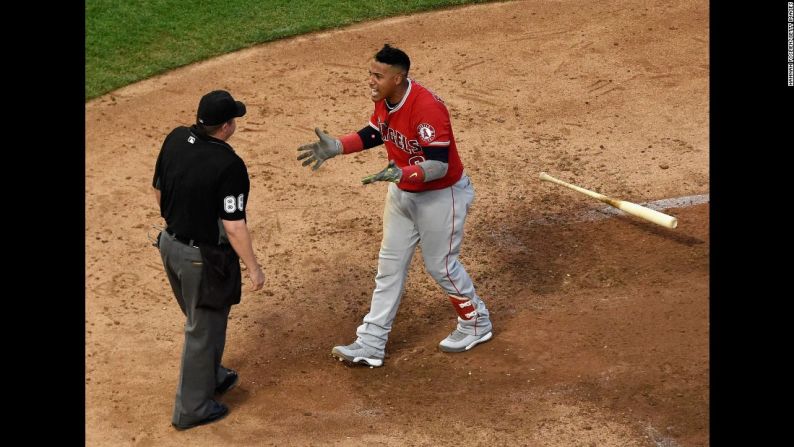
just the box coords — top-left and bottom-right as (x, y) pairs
(85, 0), (709, 445)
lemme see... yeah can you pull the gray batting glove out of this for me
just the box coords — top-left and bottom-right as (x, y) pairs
(362, 161), (402, 184)
(297, 127), (342, 171)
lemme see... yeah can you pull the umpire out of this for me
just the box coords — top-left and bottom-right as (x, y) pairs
(152, 90), (266, 430)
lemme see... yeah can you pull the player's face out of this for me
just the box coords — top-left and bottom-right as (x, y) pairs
(368, 60), (403, 103)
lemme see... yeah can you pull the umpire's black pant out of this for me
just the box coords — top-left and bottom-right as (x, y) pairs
(159, 231), (231, 426)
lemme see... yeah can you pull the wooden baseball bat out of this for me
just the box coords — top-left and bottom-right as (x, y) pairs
(539, 172), (678, 229)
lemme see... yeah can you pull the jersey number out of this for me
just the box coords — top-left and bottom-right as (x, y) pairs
(224, 194), (245, 213)
(408, 155), (425, 165)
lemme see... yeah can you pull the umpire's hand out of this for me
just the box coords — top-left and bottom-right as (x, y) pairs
(248, 264), (265, 291)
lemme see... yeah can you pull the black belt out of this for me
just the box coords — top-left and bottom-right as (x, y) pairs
(166, 229), (199, 247)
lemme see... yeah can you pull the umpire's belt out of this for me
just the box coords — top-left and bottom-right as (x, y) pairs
(166, 229), (199, 248)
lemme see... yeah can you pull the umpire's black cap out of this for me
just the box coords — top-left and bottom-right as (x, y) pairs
(197, 90), (246, 125)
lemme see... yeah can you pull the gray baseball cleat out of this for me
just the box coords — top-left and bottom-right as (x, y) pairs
(439, 329), (493, 353)
(331, 342), (384, 367)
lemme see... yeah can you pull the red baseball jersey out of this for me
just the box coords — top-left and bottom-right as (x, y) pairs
(368, 79), (464, 192)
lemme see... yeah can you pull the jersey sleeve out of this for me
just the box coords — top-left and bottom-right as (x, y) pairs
(413, 95), (452, 148)
(152, 148), (164, 189)
(217, 158), (250, 221)
(152, 129), (178, 189)
(421, 145), (449, 163)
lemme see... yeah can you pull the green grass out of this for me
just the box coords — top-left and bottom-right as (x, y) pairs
(85, 0), (496, 100)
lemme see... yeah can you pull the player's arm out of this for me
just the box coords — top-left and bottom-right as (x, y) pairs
(414, 146), (449, 182)
(297, 125), (383, 171)
(342, 124), (384, 152)
(361, 144), (449, 185)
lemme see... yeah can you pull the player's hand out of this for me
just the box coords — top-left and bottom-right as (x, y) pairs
(297, 127), (342, 171)
(362, 161), (402, 185)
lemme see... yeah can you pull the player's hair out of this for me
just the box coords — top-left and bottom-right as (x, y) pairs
(375, 44), (410, 74)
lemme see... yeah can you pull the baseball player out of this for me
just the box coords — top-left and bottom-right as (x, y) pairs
(297, 44), (493, 367)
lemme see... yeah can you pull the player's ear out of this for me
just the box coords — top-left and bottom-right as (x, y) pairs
(222, 118), (235, 135)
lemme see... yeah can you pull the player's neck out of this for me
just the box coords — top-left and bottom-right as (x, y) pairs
(386, 80), (409, 106)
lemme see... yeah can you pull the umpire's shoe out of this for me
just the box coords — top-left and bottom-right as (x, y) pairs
(331, 342), (384, 367)
(439, 329), (493, 353)
(215, 368), (239, 395)
(172, 401), (229, 431)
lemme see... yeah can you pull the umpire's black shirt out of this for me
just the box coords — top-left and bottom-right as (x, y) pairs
(153, 125), (249, 245)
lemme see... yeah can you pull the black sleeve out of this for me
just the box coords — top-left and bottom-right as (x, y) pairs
(217, 159), (250, 221)
(422, 146), (449, 163)
(152, 148), (163, 189)
(357, 125), (383, 150)
(152, 129), (178, 188)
